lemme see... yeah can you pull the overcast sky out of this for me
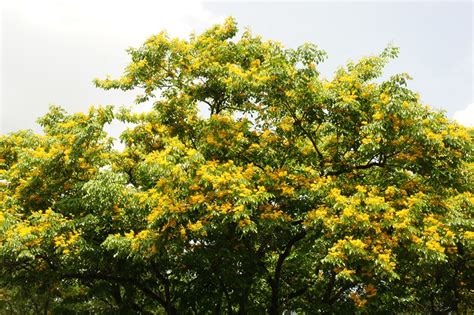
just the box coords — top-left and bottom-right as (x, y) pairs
(1, 0), (473, 136)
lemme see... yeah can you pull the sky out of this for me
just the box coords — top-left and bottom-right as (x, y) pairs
(1, 0), (473, 136)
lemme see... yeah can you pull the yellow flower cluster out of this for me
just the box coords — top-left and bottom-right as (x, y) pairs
(53, 231), (80, 254)
(348, 238), (367, 250)
(329, 188), (347, 204)
(190, 194), (206, 205)
(238, 217), (252, 228)
(379, 93), (390, 104)
(356, 185), (367, 193)
(280, 185), (295, 196)
(372, 111), (384, 120)
(425, 239), (445, 253)
(338, 268), (356, 278)
(377, 249), (396, 272)
(187, 220), (203, 232)
(341, 91), (358, 103)
(365, 195), (385, 207)
(279, 117), (294, 132)
(350, 292), (367, 308)
(464, 231), (474, 240)
(384, 186), (397, 198)
(327, 236), (367, 261)
(16, 225), (34, 237)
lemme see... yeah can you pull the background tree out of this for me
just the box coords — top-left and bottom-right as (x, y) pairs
(1, 17), (472, 314)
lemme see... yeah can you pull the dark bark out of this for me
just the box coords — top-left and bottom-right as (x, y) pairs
(269, 230), (307, 315)
(323, 271), (336, 305)
(151, 265), (177, 315)
(237, 286), (250, 315)
(61, 272), (172, 313)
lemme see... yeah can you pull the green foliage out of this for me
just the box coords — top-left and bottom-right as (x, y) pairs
(1, 17), (473, 314)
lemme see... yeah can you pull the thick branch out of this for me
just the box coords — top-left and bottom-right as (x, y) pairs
(269, 230), (307, 315)
(62, 273), (167, 309)
(325, 156), (386, 176)
(282, 101), (325, 168)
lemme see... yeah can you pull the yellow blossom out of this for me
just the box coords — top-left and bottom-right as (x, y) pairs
(380, 93), (390, 104)
(426, 240), (445, 253)
(307, 206), (328, 221)
(339, 268), (356, 278)
(356, 185), (367, 193)
(280, 185), (295, 196)
(464, 231), (474, 240)
(385, 186), (397, 197)
(238, 217), (252, 228)
(125, 230), (135, 239)
(349, 238), (367, 250)
(188, 220), (203, 232)
(136, 230), (150, 240)
(17, 225), (33, 237)
(190, 194), (206, 205)
(350, 292), (367, 308)
(279, 117), (294, 132)
(373, 111), (384, 120)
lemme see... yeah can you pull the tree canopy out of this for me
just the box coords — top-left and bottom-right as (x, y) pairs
(0, 17), (473, 314)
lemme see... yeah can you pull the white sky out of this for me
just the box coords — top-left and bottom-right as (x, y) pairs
(1, 0), (473, 134)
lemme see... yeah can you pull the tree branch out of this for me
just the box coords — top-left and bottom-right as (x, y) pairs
(269, 230), (307, 315)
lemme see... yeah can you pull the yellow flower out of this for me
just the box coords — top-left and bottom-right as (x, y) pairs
(339, 268), (356, 277)
(261, 129), (272, 139)
(379, 93), (390, 104)
(322, 82), (333, 90)
(350, 292), (367, 308)
(136, 230), (150, 240)
(68, 231), (80, 245)
(396, 208), (409, 218)
(411, 235), (422, 244)
(206, 134), (218, 145)
(112, 204), (121, 214)
(188, 220), (203, 232)
(307, 206), (328, 221)
(279, 117), (294, 132)
(349, 238), (367, 250)
(464, 231), (474, 240)
(426, 240), (445, 253)
(378, 252), (390, 263)
(125, 230), (135, 239)
(384, 186), (396, 197)
(233, 204), (245, 213)
(17, 225), (33, 237)
(280, 185), (295, 196)
(238, 217), (252, 228)
(190, 194), (206, 205)
(372, 111), (384, 120)
(365, 196), (385, 206)
(342, 205), (355, 217)
(362, 136), (372, 145)
(147, 207), (164, 223)
(249, 143), (260, 150)
(180, 227), (187, 239)
(356, 185), (367, 193)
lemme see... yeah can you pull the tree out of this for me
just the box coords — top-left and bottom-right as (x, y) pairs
(0, 17), (472, 314)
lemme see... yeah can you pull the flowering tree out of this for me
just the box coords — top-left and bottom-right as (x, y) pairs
(0, 18), (472, 314)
